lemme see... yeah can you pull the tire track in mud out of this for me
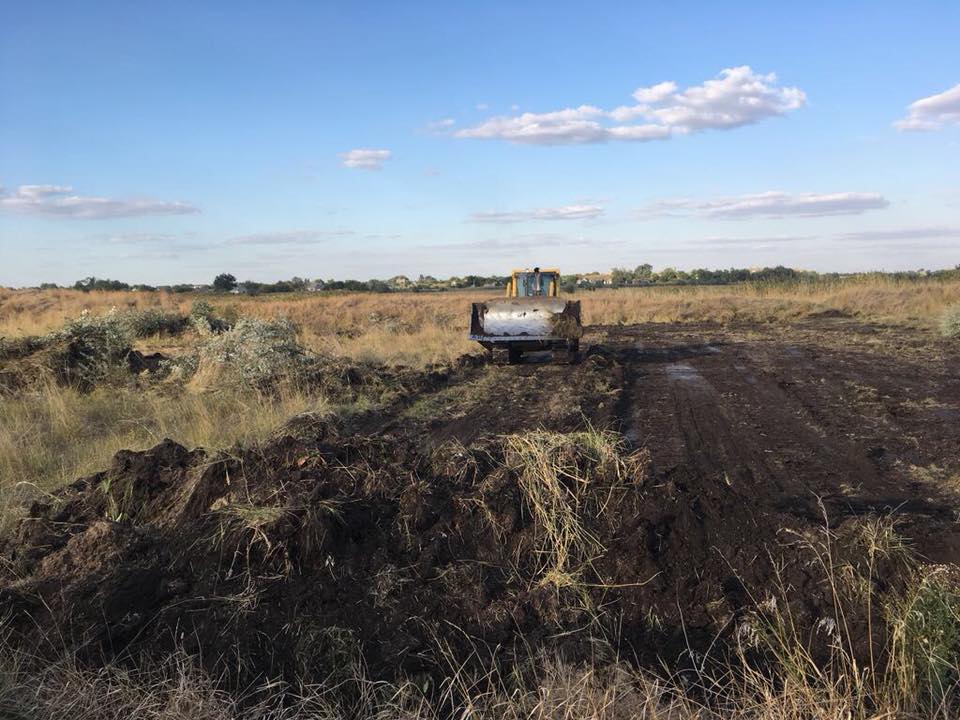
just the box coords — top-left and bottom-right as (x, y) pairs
(612, 325), (960, 525)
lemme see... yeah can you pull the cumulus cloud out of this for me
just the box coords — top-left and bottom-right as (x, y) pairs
(339, 148), (392, 169)
(0, 185), (198, 219)
(471, 204), (604, 223)
(637, 191), (889, 219)
(454, 67), (805, 145)
(894, 83), (960, 131)
(225, 230), (355, 246)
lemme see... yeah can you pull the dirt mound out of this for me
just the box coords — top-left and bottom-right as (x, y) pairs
(0, 425), (933, 689)
(0, 430), (644, 681)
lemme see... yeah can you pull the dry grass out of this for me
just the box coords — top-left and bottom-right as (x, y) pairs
(3, 277), (959, 366)
(505, 428), (645, 590)
(0, 380), (327, 535)
(2, 622), (957, 719)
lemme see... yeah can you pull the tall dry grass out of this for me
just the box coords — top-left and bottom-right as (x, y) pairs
(4, 277), (959, 366)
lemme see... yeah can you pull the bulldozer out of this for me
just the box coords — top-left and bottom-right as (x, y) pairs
(469, 267), (582, 364)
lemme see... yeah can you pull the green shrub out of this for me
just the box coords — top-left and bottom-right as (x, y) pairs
(891, 573), (960, 707)
(192, 318), (312, 387)
(48, 310), (136, 388)
(189, 300), (230, 335)
(118, 309), (187, 338)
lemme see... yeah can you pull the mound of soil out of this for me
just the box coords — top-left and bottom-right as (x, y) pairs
(0, 431), (648, 683)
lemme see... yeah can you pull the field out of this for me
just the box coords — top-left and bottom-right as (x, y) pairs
(2, 277), (960, 719)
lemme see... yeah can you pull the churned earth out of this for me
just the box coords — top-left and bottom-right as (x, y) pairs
(2, 318), (958, 690)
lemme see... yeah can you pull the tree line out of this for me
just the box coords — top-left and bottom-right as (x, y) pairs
(38, 264), (960, 294)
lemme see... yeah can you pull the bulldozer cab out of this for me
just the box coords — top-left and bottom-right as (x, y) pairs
(506, 267), (559, 298)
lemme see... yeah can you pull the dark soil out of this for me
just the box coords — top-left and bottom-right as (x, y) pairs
(2, 319), (959, 689)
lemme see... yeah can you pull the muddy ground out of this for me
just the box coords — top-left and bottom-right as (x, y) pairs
(2, 318), (959, 689)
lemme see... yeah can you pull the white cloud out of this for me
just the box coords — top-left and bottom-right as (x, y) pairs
(455, 67), (805, 145)
(458, 106), (608, 145)
(631, 81), (679, 104)
(637, 191), (889, 219)
(834, 226), (960, 241)
(894, 83), (960, 131)
(339, 148), (392, 169)
(471, 204), (604, 223)
(689, 234), (814, 247)
(225, 230), (355, 246)
(0, 185), (199, 219)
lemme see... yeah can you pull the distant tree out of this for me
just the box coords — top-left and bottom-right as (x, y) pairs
(657, 267), (678, 283)
(634, 263), (653, 281)
(213, 273), (238, 292)
(366, 279), (391, 293)
(73, 277), (130, 292)
(610, 267), (633, 287)
(39, 282), (59, 290)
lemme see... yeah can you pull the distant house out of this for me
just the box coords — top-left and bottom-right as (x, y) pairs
(306, 280), (326, 292)
(577, 272), (612, 286)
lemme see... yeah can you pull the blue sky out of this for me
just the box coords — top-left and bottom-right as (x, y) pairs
(1, 1), (959, 285)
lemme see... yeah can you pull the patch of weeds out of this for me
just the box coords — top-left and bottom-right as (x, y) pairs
(401, 383), (470, 421)
(189, 300), (230, 335)
(939, 304), (960, 339)
(888, 568), (960, 707)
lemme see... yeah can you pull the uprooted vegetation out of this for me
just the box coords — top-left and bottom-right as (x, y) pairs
(0, 305), (311, 392)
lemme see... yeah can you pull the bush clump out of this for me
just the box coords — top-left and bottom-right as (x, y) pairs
(48, 309), (137, 387)
(189, 300), (230, 335)
(940, 304), (960, 338)
(191, 318), (313, 387)
(119, 308), (188, 338)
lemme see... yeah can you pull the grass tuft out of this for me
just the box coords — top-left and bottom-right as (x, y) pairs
(504, 428), (647, 591)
